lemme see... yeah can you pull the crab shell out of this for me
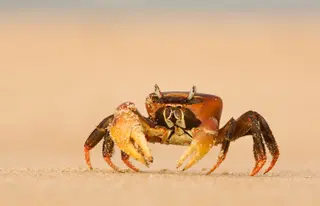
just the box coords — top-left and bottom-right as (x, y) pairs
(145, 86), (223, 133)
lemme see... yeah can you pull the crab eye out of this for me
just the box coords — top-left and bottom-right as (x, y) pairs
(164, 107), (172, 119)
(173, 109), (183, 120)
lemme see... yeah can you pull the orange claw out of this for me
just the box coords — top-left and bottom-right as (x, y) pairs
(178, 131), (214, 171)
(108, 102), (154, 167)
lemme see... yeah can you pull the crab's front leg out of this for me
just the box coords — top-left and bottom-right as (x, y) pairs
(176, 117), (219, 171)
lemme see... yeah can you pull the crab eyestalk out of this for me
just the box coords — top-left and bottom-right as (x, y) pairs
(187, 85), (196, 100)
(154, 84), (163, 98)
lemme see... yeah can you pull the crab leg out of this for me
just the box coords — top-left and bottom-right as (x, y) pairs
(243, 111), (279, 175)
(251, 126), (267, 176)
(121, 151), (140, 172)
(206, 111), (279, 176)
(108, 102), (154, 168)
(102, 135), (123, 172)
(84, 115), (114, 170)
(176, 117), (218, 171)
(258, 114), (280, 174)
(205, 118), (236, 175)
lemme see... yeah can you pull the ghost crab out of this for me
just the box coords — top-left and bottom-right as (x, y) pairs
(84, 85), (279, 176)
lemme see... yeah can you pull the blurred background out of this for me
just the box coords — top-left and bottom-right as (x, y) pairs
(0, 1), (319, 173)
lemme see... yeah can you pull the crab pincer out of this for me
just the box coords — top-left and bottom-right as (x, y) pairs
(108, 102), (154, 168)
(176, 118), (218, 171)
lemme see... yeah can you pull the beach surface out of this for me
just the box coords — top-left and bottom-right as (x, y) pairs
(0, 10), (319, 206)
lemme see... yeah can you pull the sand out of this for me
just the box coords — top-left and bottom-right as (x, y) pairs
(0, 10), (320, 206)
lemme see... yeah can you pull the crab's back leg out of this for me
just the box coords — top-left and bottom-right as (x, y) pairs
(257, 114), (280, 174)
(84, 115), (114, 169)
(232, 111), (279, 175)
(206, 110), (279, 176)
(250, 122), (267, 176)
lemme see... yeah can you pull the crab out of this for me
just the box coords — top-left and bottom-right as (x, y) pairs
(84, 85), (280, 176)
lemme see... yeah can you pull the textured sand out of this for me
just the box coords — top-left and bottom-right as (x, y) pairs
(1, 11), (320, 206)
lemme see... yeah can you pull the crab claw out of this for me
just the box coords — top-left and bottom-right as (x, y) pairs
(176, 130), (214, 171)
(176, 118), (218, 171)
(108, 102), (153, 167)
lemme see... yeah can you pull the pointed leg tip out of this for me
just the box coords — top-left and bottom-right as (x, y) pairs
(263, 156), (279, 175)
(204, 163), (221, 176)
(85, 163), (93, 170)
(250, 170), (257, 176)
(205, 169), (215, 175)
(250, 167), (259, 176)
(122, 158), (141, 172)
(263, 167), (273, 175)
(127, 166), (140, 172)
(250, 169), (259, 176)
(249, 159), (266, 176)
(249, 171), (256, 176)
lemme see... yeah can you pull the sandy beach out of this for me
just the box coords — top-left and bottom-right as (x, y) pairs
(0, 10), (319, 206)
